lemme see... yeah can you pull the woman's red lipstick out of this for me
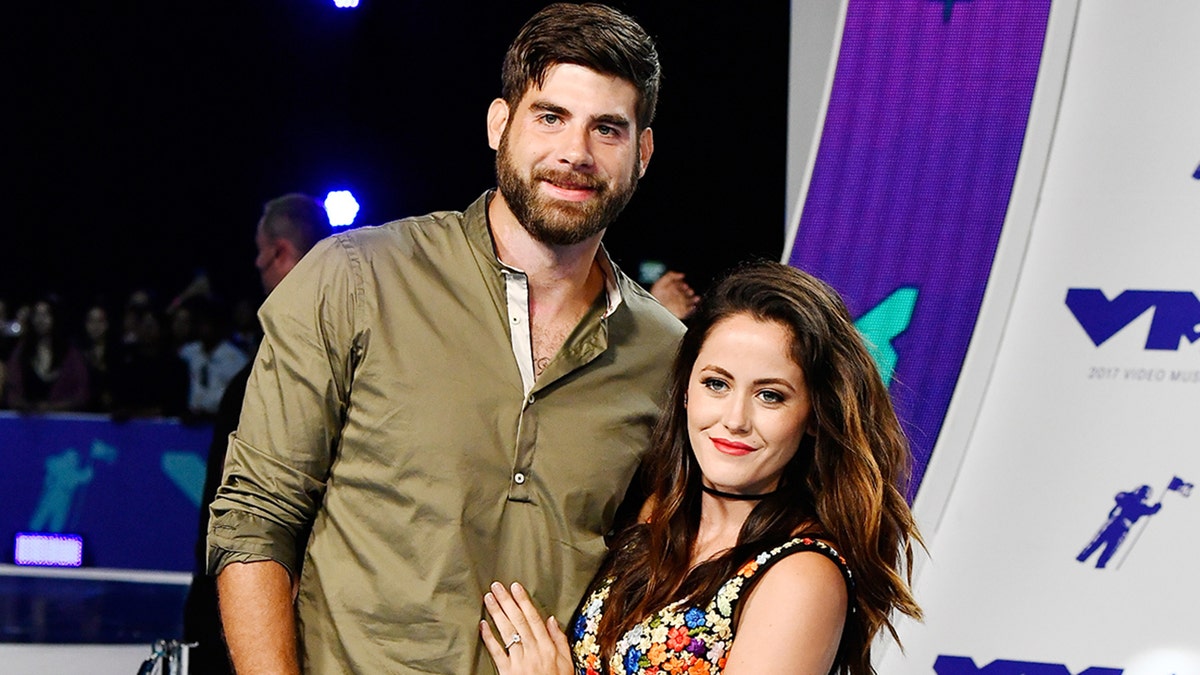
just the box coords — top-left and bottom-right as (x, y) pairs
(711, 438), (755, 456)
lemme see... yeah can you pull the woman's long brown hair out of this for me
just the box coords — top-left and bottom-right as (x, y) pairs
(592, 262), (922, 674)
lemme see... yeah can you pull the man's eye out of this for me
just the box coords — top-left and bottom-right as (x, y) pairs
(540, 113), (560, 125)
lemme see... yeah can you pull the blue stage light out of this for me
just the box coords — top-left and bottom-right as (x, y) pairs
(333, 0), (360, 8)
(325, 190), (361, 228)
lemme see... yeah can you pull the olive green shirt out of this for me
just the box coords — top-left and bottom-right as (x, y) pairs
(207, 192), (683, 674)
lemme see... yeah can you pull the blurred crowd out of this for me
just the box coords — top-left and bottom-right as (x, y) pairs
(1, 266), (698, 424)
(0, 279), (258, 423)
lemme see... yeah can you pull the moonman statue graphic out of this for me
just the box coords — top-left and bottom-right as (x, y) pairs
(1077, 484), (1161, 569)
(29, 448), (95, 532)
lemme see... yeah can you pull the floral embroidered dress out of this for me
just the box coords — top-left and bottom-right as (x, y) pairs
(569, 537), (853, 675)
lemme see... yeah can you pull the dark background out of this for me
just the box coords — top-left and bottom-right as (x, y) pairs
(4, 1), (789, 319)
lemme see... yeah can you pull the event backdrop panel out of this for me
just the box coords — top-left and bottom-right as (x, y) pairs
(0, 414), (209, 573)
(784, 0), (1051, 500)
(876, 0), (1200, 672)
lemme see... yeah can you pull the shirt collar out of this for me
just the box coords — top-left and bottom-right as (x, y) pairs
(468, 190), (625, 318)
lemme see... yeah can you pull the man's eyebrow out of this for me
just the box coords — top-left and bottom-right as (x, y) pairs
(530, 101), (570, 117)
(592, 113), (631, 129)
(528, 101), (631, 129)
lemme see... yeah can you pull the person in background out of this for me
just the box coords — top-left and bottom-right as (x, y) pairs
(4, 295), (90, 413)
(207, 5), (682, 673)
(176, 296), (248, 421)
(81, 300), (117, 413)
(110, 297), (189, 420)
(0, 298), (19, 408)
(482, 262), (923, 675)
(183, 192), (331, 675)
(168, 293), (198, 355)
(649, 269), (700, 320)
(251, 194), (334, 294)
(119, 289), (155, 347)
(228, 296), (263, 356)
(167, 271), (211, 321)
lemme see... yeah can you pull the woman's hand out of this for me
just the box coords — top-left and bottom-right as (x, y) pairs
(481, 581), (574, 675)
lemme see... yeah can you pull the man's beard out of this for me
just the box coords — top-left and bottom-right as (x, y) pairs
(495, 132), (640, 246)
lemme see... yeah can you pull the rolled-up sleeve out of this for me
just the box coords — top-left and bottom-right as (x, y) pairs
(206, 235), (363, 577)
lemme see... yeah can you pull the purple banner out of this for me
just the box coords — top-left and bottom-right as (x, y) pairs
(789, 0), (1051, 496)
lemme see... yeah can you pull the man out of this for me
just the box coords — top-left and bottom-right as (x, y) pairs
(184, 194), (331, 674)
(252, 195), (334, 294)
(207, 5), (683, 674)
(176, 296), (250, 420)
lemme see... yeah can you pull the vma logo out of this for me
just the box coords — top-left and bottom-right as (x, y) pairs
(935, 655), (1121, 675)
(854, 286), (917, 387)
(1065, 289), (1200, 350)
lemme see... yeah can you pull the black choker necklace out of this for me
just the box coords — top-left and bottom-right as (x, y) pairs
(701, 485), (776, 501)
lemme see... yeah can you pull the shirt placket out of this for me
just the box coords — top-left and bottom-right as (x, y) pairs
(509, 388), (537, 502)
(498, 261), (616, 503)
(502, 268), (536, 501)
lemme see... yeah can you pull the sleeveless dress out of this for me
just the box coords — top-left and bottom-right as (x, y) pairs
(569, 537), (854, 675)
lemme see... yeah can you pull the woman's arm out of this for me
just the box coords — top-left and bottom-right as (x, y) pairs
(481, 582), (574, 675)
(722, 551), (849, 675)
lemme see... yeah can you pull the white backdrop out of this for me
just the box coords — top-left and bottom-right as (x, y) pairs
(875, 1), (1200, 672)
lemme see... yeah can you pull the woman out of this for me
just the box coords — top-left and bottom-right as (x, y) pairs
(481, 262), (922, 674)
(5, 295), (90, 413)
(110, 299), (189, 420)
(81, 301), (117, 412)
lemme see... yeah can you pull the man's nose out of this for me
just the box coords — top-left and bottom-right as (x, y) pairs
(557, 126), (594, 169)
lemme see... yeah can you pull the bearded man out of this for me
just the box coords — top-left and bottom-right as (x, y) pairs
(206, 4), (683, 674)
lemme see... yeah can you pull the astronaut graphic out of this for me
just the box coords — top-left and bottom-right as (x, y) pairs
(1077, 476), (1192, 569)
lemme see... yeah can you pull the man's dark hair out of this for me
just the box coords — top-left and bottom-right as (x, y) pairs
(260, 193), (332, 255)
(501, 3), (661, 129)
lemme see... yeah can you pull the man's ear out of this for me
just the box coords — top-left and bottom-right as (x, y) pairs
(273, 239), (303, 280)
(487, 98), (510, 150)
(637, 127), (655, 178)
(277, 238), (302, 269)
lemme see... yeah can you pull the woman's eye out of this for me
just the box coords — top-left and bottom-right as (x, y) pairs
(701, 377), (728, 392)
(758, 390), (785, 404)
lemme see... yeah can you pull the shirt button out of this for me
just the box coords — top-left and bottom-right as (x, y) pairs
(527, 393), (535, 404)
(514, 472), (527, 485)
(511, 316), (520, 324)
